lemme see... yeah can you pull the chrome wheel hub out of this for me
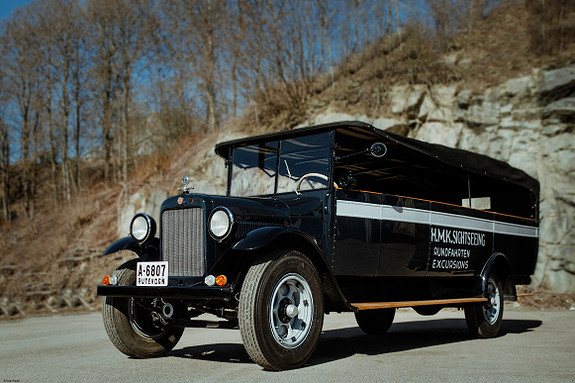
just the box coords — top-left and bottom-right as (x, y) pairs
(482, 278), (501, 325)
(269, 273), (313, 349)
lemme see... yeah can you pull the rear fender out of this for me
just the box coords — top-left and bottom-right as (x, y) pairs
(474, 252), (517, 301)
(102, 236), (160, 261)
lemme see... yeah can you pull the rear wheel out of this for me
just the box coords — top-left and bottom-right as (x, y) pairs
(355, 308), (395, 335)
(464, 275), (504, 338)
(102, 260), (184, 358)
(239, 250), (324, 370)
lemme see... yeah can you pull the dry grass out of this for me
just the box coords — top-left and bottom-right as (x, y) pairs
(515, 286), (575, 311)
(309, 0), (575, 118)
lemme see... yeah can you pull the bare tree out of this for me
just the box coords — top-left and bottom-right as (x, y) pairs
(148, 0), (198, 143)
(0, 118), (9, 223)
(527, 0), (575, 55)
(3, 5), (45, 218)
(160, 0), (230, 133)
(191, 0), (226, 132)
(87, 0), (150, 182)
(317, 0), (335, 74)
(0, 0), (511, 222)
(391, 0), (402, 51)
(70, 4), (90, 192)
(115, 0), (151, 180)
(228, 0), (248, 118)
(88, 0), (117, 183)
(36, 0), (73, 201)
(0, 32), (11, 223)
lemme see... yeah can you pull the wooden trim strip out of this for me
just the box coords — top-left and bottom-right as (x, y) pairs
(351, 297), (488, 311)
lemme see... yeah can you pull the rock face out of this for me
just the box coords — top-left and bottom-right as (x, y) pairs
(118, 188), (169, 237)
(417, 66), (575, 294)
(312, 64), (575, 293)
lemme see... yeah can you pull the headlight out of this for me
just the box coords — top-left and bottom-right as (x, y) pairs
(130, 213), (156, 244)
(209, 207), (234, 241)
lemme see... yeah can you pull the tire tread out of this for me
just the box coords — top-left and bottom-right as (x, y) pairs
(238, 250), (324, 370)
(238, 257), (274, 368)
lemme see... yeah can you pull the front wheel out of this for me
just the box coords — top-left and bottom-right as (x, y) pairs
(102, 260), (184, 358)
(464, 276), (504, 338)
(239, 250), (324, 370)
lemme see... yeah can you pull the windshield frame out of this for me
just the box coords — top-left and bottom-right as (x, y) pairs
(225, 130), (334, 197)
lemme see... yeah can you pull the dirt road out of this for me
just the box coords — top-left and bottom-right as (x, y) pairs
(1, 308), (574, 382)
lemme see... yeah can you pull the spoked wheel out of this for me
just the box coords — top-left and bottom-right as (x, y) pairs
(239, 250), (324, 370)
(355, 308), (395, 335)
(102, 260), (184, 358)
(465, 276), (504, 338)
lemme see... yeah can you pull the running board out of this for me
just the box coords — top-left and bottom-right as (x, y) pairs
(351, 297), (488, 311)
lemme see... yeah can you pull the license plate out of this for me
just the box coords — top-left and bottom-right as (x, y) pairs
(136, 261), (168, 286)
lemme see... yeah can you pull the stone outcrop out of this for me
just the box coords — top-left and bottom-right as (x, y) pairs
(450, 67), (575, 293)
(312, 63), (575, 293)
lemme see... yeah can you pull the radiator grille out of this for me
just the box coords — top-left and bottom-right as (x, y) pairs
(161, 208), (205, 277)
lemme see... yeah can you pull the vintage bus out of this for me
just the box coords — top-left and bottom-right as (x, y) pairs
(98, 121), (539, 370)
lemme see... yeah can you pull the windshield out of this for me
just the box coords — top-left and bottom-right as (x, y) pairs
(230, 132), (331, 197)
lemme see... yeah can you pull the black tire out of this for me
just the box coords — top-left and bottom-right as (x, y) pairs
(464, 275), (504, 338)
(355, 308), (395, 335)
(102, 260), (184, 358)
(238, 250), (324, 370)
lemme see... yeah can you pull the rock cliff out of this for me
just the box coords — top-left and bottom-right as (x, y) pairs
(312, 64), (575, 293)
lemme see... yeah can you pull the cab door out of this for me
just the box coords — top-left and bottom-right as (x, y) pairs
(333, 190), (382, 276)
(377, 195), (430, 276)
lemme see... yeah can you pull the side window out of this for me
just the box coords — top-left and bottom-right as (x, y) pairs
(468, 174), (535, 218)
(277, 133), (331, 194)
(335, 138), (469, 205)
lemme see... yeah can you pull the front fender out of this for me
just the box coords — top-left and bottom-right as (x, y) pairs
(232, 226), (321, 253)
(230, 226), (352, 312)
(102, 236), (160, 261)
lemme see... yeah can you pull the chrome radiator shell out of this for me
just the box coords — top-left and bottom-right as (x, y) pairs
(161, 208), (206, 277)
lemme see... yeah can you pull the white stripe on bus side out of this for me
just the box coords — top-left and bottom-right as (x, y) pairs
(336, 200), (539, 238)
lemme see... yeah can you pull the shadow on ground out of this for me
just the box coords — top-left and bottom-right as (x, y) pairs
(309, 318), (542, 367)
(168, 317), (542, 368)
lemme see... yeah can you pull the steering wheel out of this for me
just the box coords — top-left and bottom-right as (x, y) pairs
(296, 173), (337, 192)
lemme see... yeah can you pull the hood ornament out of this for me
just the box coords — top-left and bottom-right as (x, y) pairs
(178, 174), (194, 194)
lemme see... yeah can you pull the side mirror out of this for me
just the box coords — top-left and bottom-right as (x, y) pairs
(338, 172), (357, 189)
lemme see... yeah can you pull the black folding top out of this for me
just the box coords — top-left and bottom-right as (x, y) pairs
(215, 121), (540, 200)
